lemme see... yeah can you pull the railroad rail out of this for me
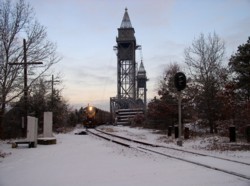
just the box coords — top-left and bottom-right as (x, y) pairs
(95, 128), (250, 166)
(87, 128), (250, 180)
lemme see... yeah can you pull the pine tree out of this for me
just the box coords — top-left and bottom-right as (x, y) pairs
(229, 37), (250, 101)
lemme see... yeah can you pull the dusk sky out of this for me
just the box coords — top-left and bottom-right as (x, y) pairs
(26, 0), (250, 111)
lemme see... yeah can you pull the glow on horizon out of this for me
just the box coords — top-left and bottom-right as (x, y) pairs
(25, 0), (250, 110)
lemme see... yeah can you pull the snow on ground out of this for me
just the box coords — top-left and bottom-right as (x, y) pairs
(0, 125), (250, 186)
(99, 125), (250, 163)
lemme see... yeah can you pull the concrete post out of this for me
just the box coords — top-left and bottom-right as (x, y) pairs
(44, 112), (53, 137)
(27, 116), (38, 147)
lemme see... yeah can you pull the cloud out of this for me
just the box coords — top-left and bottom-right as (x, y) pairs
(26, 0), (250, 108)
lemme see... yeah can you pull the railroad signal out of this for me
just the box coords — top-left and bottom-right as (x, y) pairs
(174, 72), (186, 91)
(173, 72), (187, 146)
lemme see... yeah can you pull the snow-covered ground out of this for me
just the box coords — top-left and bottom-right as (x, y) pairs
(99, 125), (250, 163)
(0, 125), (250, 186)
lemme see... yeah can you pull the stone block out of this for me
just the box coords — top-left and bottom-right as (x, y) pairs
(44, 112), (53, 137)
(27, 116), (38, 147)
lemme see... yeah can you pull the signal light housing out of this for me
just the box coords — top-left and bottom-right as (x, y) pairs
(174, 72), (186, 91)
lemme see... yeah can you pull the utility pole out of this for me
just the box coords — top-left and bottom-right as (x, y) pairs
(47, 75), (59, 111)
(9, 39), (43, 137)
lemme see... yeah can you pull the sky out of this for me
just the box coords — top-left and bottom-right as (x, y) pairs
(25, 0), (250, 111)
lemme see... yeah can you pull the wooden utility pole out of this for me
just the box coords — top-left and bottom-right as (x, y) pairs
(48, 75), (59, 111)
(9, 39), (43, 137)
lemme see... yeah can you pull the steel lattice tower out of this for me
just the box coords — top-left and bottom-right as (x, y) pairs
(115, 8), (139, 100)
(137, 60), (148, 110)
(110, 8), (148, 123)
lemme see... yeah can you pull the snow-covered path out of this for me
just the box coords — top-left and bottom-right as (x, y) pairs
(0, 128), (250, 186)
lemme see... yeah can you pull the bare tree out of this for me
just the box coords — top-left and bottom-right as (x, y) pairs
(184, 32), (226, 133)
(0, 0), (60, 138)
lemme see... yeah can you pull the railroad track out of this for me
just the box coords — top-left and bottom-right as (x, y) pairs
(87, 128), (250, 181)
(95, 128), (250, 166)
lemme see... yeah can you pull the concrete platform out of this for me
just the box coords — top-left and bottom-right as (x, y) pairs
(37, 137), (57, 145)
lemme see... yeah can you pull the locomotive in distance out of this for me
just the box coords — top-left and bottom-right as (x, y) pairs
(83, 105), (110, 128)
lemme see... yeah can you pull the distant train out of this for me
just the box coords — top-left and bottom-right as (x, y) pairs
(83, 105), (111, 128)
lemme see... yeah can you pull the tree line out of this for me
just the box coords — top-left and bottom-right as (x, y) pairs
(0, 0), (109, 139)
(146, 33), (250, 136)
(1, 0), (249, 139)
(0, 0), (78, 139)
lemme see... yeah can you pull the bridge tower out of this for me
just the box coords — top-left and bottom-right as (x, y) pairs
(110, 8), (148, 124)
(137, 60), (148, 111)
(115, 8), (139, 101)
